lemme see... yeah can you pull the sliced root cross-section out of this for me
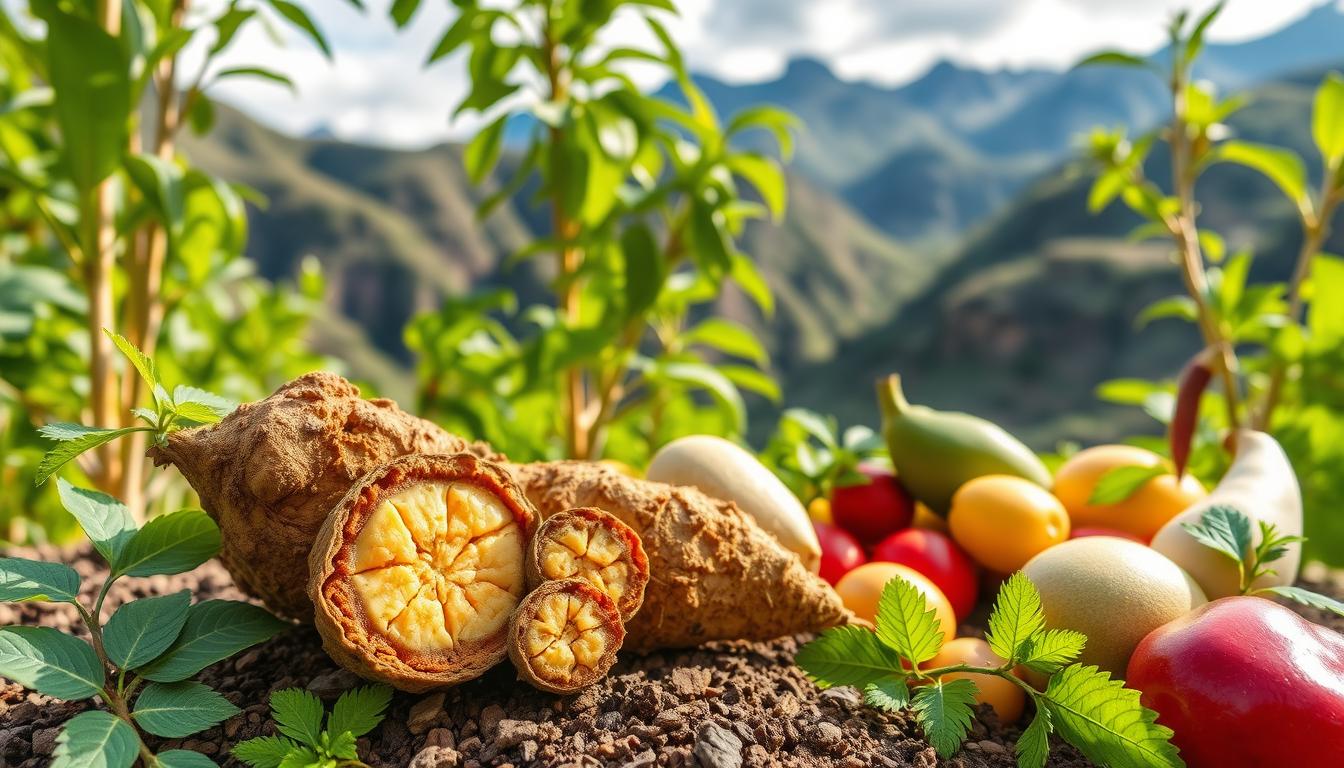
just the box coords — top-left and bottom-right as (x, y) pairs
(310, 453), (537, 692)
(507, 578), (625, 694)
(526, 507), (649, 622)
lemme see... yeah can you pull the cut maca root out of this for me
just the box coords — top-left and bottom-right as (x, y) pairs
(507, 578), (625, 694)
(526, 507), (649, 622)
(149, 372), (492, 621)
(511, 462), (851, 651)
(309, 453), (537, 692)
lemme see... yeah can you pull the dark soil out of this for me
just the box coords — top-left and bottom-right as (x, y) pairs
(3, 546), (1342, 768)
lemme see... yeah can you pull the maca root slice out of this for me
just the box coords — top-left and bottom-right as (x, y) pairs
(526, 507), (649, 623)
(309, 453), (537, 693)
(506, 578), (625, 694)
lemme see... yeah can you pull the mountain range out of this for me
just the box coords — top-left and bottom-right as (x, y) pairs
(182, 1), (1344, 446)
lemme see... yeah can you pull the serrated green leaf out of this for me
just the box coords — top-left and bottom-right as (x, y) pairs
(1180, 505), (1251, 566)
(105, 329), (159, 395)
(327, 731), (358, 760)
(0, 627), (103, 700)
(875, 576), (945, 664)
(171, 386), (235, 420)
(270, 688), (325, 746)
(1016, 707), (1053, 768)
(794, 625), (905, 689)
(276, 747), (319, 768)
(35, 426), (147, 486)
(231, 736), (297, 768)
(134, 681), (240, 737)
(156, 750), (219, 768)
(985, 572), (1045, 664)
(1043, 665), (1182, 768)
(862, 677), (909, 712)
(139, 600), (287, 683)
(1019, 630), (1088, 675)
(0, 557), (80, 603)
(51, 710), (138, 768)
(104, 590), (191, 669)
(171, 402), (225, 426)
(112, 509), (220, 579)
(1262, 585), (1344, 617)
(55, 479), (136, 563)
(328, 684), (392, 738)
(911, 678), (978, 759)
(1088, 465), (1167, 505)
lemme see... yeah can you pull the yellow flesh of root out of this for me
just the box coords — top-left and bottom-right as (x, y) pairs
(349, 482), (524, 655)
(525, 592), (609, 683)
(538, 521), (631, 606)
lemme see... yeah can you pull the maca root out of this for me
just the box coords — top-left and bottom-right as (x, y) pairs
(506, 578), (625, 694)
(149, 372), (494, 621)
(309, 453), (537, 692)
(526, 507), (649, 623)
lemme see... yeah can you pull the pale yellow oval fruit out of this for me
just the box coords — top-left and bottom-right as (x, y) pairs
(1022, 536), (1206, 677)
(647, 435), (821, 572)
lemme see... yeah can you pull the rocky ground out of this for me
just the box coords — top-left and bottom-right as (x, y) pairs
(2, 546), (1342, 768)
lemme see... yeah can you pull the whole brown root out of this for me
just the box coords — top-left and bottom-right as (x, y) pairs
(309, 453), (536, 692)
(506, 578), (625, 694)
(511, 462), (850, 651)
(526, 507), (648, 623)
(149, 372), (491, 620)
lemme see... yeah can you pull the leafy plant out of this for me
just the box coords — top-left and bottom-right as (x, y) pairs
(0, 484), (287, 767)
(395, 0), (790, 464)
(1181, 505), (1344, 616)
(232, 685), (392, 768)
(759, 408), (887, 505)
(795, 574), (1183, 767)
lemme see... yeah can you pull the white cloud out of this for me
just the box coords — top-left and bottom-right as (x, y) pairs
(195, 0), (1331, 148)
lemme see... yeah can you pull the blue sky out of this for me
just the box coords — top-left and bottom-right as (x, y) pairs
(195, 0), (1329, 147)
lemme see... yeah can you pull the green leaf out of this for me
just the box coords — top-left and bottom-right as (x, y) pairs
(327, 731), (358, 760)
(726, 153), (786, 219)
(231, 736), (298, 768)
(328, 684), (393, 739)
(268, 0), (331, 58)
(1261, 585), (1344, 618)
(621, 223), (664, 321)
(210, 7), (257, 55)
(156, 750), (220, 768)
(171, 386), (236, 423)
(51, 711), (138, 768)
(1179, 504), (1252, 566)
(103, 590), (191, 669)
(427, 9), (477, 64)
(1136, 296), (1198, 328)
(134, 681), (241, 737)
(911, 678), (978, 759)
(139, 600), (287, 683)
(686, 200), (732, 277)
(1313, 72), (1344, 166)
(1075, 51), (1150, 70)
(276, 747), (319, 768)
(1212, 141), (1307, 205)
(718, 364), (781, 402)
(44, 8), (130, 193)
(874, 575), (945, 665)
(55, 479), (136, 563)
(464, 113), (507, 184)
(0, 557), (80, 603)
(1019, 629), (1088, 675)
(1088, 464), (1167, 505)
(648, 361), (746, 434)
(1016, 707), (1053, 768)
(1042, 665), (1182, 768)
(1184, 2), (1224, 65)
(683, 318), (768, 365)
(390, 0), (423, 28)
(1088, 168), (1129, 213)
(726, 104), (796, 158)
(112, 509), (220, 579)
(213, 67), (296, 92)
(730, 252), (773, 316)
(985, 572), (1045, 664)
(105, 330), (159, 397)
(125, 155), (185, 240)
(270, 688), (325, 746)
(862, 677), (910, 712)
(794, 625), (905, 689)
(36, 426), (147, 486)
(0, 627), (103, 700)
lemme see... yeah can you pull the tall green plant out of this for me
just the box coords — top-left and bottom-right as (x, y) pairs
(396, 0), (791, 463)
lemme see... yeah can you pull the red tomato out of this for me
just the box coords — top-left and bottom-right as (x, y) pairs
(830, 465), (914, 544)
(1070, 526), (1146, 544)
(814, 521), (866, 585)
(871, 529), (979, 619)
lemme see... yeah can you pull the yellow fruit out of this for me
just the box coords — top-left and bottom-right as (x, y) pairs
(948, 475), (1069, 574)
(1022, 536), (1206, 677)
(835, 562), (956, 643)
(911, 502), (948, 533)
(1052, 445), (1205, 542)
(808, 497), (833, 525)
(928, 638), (1025, 724)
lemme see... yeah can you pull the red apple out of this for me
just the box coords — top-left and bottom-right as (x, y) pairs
(1127, 596), (1344, 767)
(1070, 526), (1146, 544)
(871, 529), (979, 619)
(814, 521), (866, 585)
(830, 465), (914, 544)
